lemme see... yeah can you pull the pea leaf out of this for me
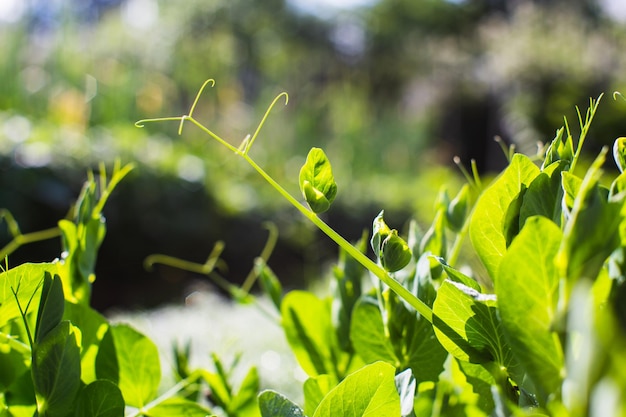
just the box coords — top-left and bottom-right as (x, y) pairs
(304, 375), (335, 416)
(299, 147), (337, 213)
(519, 160), (567, 228)
(350, 297), (398, 366)
(258, 390), (305, 417)
(32, 320), (82, 416)
(281, 291), (337, 377)
(469, 154), (540, 280)
(35, 273), (65, 345)
(74, 380), (125, 417)
(63, 302), (109, 384)
(0, 263), (59, 328)
(433, 280), (517, 376)
(312, 362), (400, 417)
(497, 216), (564, 402)
(95, 324), (161, 408)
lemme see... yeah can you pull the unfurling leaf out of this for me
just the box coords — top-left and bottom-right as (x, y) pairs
(299, 148), (337, 213)
(381, 230), (412, 272)
(370, 211), (412, 272)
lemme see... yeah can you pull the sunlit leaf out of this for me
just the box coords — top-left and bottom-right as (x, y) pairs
(74, 380), (125, 417)
(469, 154), (540, 280)
(312, 362), (400, 417)
(497, 216), (564, 402)
(259, 390), (304, 417)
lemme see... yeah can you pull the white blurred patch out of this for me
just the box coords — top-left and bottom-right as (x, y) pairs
(177, 154), (205, 183)
(121, 0), (159, 30)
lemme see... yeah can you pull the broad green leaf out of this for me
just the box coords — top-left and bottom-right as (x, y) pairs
(386, 291), (448, 384)
(35, 273), (65, 345)
(63, 303), (109, 384)
(32, 320), (81, 416)
(350, 297), (398, 366)
(497, 216), (564, 401)
(74, 380), (124, 417)
(304, 375), (336, 416)
(433, 280), (516, 374)
(299, 147), (337, 213)
(312, 362), (400, 417)
(469, 154), (540, 279)
(281, 291), (337, 377)
(95, 324), (160, 408)
(146, 397), (214, 417)
(519, 160), (567, 227)
(558, 153), (623, 283)
(258, 390), (305, 417)
(0, 263), (59, 328)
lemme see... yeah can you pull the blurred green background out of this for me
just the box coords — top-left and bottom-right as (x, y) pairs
(2, 0), (626, 310)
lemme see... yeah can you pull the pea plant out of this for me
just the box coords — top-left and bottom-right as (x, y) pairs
(1, 79), (625, 417)
(136, 81), (626, 417)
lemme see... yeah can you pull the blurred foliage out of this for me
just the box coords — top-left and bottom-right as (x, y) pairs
(3, 0), (626, 307)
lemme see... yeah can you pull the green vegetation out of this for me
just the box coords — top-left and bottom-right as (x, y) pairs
(1, 79), (625, 416)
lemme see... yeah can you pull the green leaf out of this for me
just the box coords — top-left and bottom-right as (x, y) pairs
(74, 380), (124, 417)
(95, 324), (161, 408)
(435, 257), (481, 292)
(32, 320), (81, 416)
(63, 303), (109, 384)
(0, 263), (59, 328)
(299, 147), (337, 213)
(433, 280), (516, 374)
(519, 160), (567, 228)
(312, 362), (400, 417)
(469, 154), (540, 279)
(420, 210), (446, 276)
(281, 291), (337, 377)
(258, 390), (305, 417)
(386, 291), (448, 384)
(558, 152), (623, 283)
(446, 184), (471, 233)
(303, 375), (335, 416)
(35, 273), (65, 345)
(146, 397), (214, 417)
(350, 297), (398, 366)
(497, 216), (564, 401)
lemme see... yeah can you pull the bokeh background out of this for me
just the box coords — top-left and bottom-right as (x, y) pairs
(2, 0), (626, 311)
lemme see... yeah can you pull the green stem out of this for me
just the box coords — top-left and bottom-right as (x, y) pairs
(0, 227), (61, 260)
(242, 155), (434, 323)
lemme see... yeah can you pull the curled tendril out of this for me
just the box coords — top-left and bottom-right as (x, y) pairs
(240, 92), (289, 155)
(179, 79), (216, 135)
(614, 91), (626, 102)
